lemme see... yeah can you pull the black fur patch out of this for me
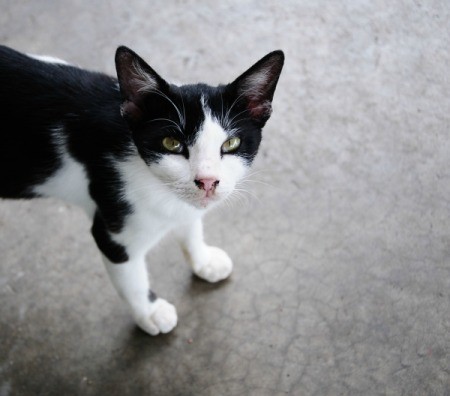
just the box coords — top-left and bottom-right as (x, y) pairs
(91, 212), (128, 263)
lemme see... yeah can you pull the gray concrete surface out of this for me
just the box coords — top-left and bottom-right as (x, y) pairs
(1, 1), (450, 395)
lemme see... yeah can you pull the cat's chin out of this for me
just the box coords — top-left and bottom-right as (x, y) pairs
(187, 193), (223, 210)
(199, 196), (216, 209)
(193, 196), (219, 210)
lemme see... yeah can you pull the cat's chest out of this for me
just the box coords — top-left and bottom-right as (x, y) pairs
(117, 156), (201, 246)
(125, 182), (199, 229)
(117, 187), (199, 254)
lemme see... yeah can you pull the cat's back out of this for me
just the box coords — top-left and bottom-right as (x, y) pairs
(0, 46), (120, 199)
(0, 45), (73, 93)
(0, 45), (116, 112)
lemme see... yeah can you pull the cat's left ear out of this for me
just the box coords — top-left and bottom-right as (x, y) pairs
(230, 50), (285, 125)
(115, 46), (168, 124)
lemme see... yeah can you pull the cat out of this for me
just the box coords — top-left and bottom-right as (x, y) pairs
(0, 45), (284, 335)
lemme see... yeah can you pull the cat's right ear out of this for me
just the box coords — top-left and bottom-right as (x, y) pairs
(115, 46), (168, 124)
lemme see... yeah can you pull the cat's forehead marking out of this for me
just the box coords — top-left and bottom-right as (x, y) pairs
(199, 94), (212, 119)
(191, 97), (227, 152)
(200, 94), (207, 108)
(200, 112), (227, 142)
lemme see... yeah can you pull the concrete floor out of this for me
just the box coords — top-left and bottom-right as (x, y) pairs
(1, 1), (450, 395)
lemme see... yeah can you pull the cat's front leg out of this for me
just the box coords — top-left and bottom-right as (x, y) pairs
(102, 255), (177, 335)
(175, 218), (233, 283)
(92, 213), (177, 335)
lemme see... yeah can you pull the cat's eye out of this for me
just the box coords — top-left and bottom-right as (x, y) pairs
(222, 137), (241, 153)
(162, 137), (183, 153)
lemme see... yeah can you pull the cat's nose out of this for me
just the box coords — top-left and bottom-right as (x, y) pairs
(194, 178), (220, 192)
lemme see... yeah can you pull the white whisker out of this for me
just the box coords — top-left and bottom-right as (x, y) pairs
(223, 92), (246, 129)
(142, 87), (185, 134)
(178, 91), (186, 129)
(147, 118), (183, 134)
(153, 89), (185, 129)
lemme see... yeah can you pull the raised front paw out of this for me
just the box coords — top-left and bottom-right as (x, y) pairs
(194, 246), (233, 283)
(134, 298), (178, 336)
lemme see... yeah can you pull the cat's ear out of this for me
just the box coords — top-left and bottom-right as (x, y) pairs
(115, 46), (168, 123)
(230, 50), (284, 124)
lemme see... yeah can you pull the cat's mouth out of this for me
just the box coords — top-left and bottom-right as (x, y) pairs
(198, 191), (220, 208)
(189, 187), (227, 209)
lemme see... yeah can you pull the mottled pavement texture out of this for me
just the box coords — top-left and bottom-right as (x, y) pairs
(1, 1), (450, 395)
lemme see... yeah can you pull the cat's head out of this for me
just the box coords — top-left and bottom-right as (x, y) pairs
(115, 46), (284, 209)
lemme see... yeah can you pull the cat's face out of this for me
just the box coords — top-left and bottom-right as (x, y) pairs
(115, 47), (284, 209)
(146, 94), (255, 209)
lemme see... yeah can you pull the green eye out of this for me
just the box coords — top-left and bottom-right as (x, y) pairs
(162, 137), (183, 153)
(222, 137), (241, 153)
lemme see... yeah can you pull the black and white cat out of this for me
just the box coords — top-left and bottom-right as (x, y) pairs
(0, 45), (284, 335)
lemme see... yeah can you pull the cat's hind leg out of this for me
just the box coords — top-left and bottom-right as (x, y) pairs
(175, 218), (233, 283)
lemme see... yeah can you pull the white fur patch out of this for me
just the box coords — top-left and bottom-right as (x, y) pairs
(33, 128), (95, 217)
(190, 109), (228, 180)
(191, 245), (233, 282)
(113, 154), (200, 256)
(28, 54), (70, 65)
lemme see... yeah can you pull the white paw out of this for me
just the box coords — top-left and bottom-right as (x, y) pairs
(134, 299), (178, 336)
(194, 246), (233, 283)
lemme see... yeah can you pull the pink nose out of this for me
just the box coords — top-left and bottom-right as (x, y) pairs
(194, 178), (220, 191)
